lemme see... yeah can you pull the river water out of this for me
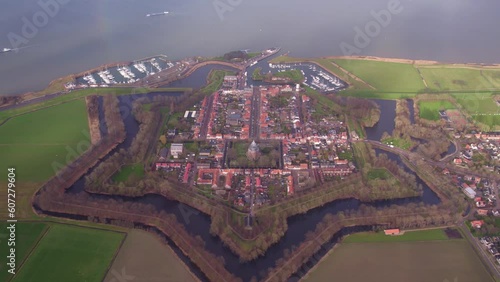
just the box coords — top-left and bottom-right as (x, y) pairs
(365, 99), (396, 141)
(2, 0), (500, 94)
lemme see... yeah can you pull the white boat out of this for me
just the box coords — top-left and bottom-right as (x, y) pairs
(146, 11), (169, 17)
(2, 48), (12, 53)
(150, 59), (162, 72)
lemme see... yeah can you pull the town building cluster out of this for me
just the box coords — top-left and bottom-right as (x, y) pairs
(154, 82), (355, 210)
(479, 236), (500, 265)
(453, 132), (500, 171)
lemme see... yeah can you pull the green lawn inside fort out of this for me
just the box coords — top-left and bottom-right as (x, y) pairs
(0, 99), (90, 182)
(111, 163), (145, 184)
(366, 168), (391, 181)
(303, 229), (494, 282)
(12, 224), (124, 282)
(226, 140), (281, 168)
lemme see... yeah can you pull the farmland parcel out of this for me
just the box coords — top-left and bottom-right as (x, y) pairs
(0, 222), (48, 282)
(104, 230), (198, 282)
(303, 230), (493, 282)
(0, 99), (90, 182)
(13, 224), (124, 282)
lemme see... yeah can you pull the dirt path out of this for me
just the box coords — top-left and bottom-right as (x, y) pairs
(414, 66), (429, 88)
(85, 96), (101, 145)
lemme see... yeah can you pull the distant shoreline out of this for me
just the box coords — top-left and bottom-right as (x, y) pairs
(326, 55), (500, 68)
(3, 54), (500, 101)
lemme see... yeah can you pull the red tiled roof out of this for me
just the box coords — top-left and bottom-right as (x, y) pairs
(384, 229), (400, 235)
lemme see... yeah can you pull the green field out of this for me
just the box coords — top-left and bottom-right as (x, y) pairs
(333, 59), (425, 92)
(482, 70), (500, 89)
(112, 164), (145, 183)
(13, 224), (124, 282)
(450, 93), (500, 129)
(343, 229), (449, 243)
(473, 115), (500, 130)
(419, 66), (500, 91)
(366, 168), (391, 180)
(0, 99), (90, 182)
(104, 230), (196, 282)
(0, 222), (48, 282)
(303, 240), (493, 282)
(418, 100), (456, 120)
(452, 93), (499, 114)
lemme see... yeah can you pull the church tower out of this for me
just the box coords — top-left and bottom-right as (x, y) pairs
(246, 140), (260, 161)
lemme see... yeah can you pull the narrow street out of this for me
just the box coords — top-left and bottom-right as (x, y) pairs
(199, 95), (214, 139)
(246, 86), (262, 228)
(248, 86), (261, 139)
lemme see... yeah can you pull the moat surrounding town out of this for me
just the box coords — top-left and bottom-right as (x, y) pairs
(2, 46), (500, 282)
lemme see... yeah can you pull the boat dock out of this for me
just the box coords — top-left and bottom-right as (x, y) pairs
(67, 48), (282, 91)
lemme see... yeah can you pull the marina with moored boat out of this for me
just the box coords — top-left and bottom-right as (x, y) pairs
(72, 55), (178, 89)
(266, 62), (348, 92)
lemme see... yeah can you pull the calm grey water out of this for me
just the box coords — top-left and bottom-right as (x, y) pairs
(1, 0), (499, 95)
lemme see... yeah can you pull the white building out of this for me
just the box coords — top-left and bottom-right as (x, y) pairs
(464, 187), (476, 199)
(170, 143), (184, 158)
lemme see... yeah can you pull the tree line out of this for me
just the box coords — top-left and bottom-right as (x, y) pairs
(33, 186), (240, 282)
(85, 97), (167, 195)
